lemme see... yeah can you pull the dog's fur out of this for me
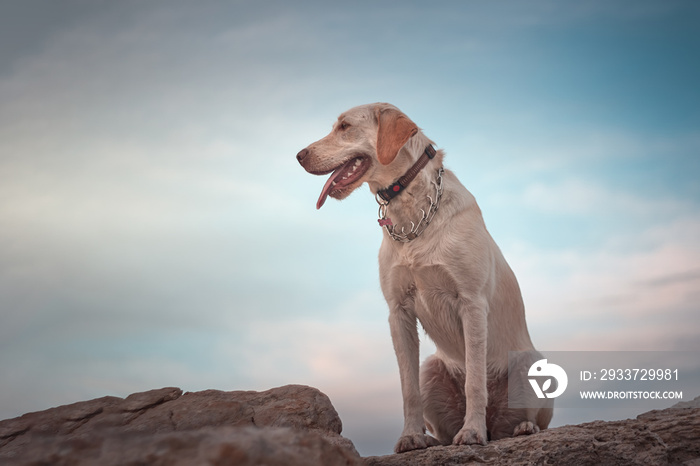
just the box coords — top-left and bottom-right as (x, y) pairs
(297, 103), (552, 453)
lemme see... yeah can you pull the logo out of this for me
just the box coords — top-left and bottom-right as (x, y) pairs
(528, 359), (568, 398)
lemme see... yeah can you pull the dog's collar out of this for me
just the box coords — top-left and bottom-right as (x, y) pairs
(376, 144), (437, 203)
(377, 167), (444, 242)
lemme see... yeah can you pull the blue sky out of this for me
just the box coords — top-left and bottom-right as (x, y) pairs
(1, 0), (699, 456)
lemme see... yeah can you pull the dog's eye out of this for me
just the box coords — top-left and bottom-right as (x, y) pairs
(339, 121), (350, 130)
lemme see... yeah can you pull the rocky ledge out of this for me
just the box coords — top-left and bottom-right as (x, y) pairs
(0, 385), (361, 466)
(0, 386), (698, 466)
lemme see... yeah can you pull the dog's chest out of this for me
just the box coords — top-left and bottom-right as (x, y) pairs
(396, 261), (466, 359)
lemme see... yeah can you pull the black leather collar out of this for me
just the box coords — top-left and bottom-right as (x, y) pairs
(376, 145), (437, 203)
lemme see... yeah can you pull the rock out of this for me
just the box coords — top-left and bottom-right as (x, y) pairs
(1, 388), (698, 466)
(671, 396), (700, 409)
(0, 385), (361, 466)
(365, 395), (700, 466)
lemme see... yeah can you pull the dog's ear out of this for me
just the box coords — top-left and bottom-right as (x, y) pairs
(376, 107), (418, 165)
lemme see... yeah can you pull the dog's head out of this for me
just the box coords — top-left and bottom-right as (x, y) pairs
(296, 102), (420, 209)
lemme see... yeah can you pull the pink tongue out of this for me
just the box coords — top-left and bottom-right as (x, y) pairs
(316, 167), (344, 210)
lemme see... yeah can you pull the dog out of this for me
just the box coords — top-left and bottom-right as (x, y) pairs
(296, 103), (552, 453)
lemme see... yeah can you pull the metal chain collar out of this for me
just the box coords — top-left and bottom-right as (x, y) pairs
(376, 167), (444, 242)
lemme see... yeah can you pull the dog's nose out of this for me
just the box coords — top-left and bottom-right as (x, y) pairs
(296, 148), (309, 164)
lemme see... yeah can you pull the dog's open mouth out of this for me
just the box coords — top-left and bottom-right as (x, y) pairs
(315, 156), (370, 209)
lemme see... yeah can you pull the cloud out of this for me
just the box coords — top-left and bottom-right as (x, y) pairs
(509, 212), (700, 352)
(640, 268), (700, 288)
(517, 178), (685, 218)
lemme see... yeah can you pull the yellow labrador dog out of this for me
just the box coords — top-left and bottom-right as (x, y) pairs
(296, 103), (552, 453)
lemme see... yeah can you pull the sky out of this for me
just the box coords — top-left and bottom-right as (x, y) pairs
(1, 0), (699, 456)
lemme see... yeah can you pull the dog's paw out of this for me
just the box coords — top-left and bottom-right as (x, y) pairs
(453, 423), (487, 446)
(394, 433), (441, 453)
(513, 420), (540, 437)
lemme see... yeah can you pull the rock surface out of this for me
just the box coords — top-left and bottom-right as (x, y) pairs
(366, 396), (700, 466)
(0, 385), (362, 466)
(0, 387), (698, 466)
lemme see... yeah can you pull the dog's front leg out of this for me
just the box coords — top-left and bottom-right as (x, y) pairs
(389, 308), (440, 453)
(453, 301), (489, 445)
